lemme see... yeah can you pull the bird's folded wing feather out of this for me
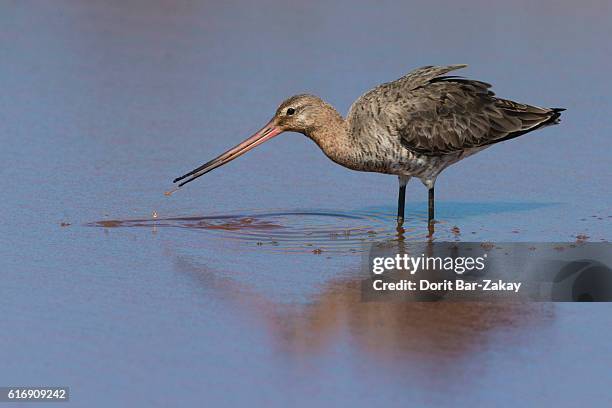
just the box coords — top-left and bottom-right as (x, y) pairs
(348, 65), (558, 155)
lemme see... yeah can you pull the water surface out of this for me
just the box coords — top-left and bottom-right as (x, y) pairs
(1, 1), (611, 406)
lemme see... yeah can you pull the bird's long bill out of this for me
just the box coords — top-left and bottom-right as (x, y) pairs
(173, 121), (282, 187)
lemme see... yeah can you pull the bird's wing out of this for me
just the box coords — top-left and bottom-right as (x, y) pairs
(348, 65), (469, 115)
(381, 64), (470, 91)
(348, 65), (562, 155)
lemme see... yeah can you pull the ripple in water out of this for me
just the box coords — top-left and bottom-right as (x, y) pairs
(88, 209), (439, 253)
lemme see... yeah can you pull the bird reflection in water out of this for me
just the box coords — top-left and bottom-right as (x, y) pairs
(170, 241), (553, 367)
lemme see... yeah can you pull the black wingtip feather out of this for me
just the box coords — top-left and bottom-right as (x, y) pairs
(550, 108), (564, 125)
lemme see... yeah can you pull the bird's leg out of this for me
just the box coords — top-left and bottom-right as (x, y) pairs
(397, 176), (410, 225)
(428, 187), (435, 225)
(397, 185), (406, 224)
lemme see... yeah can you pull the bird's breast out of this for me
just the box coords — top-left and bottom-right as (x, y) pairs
(312, 121), (463, 178)
(345, 138), (462, 179)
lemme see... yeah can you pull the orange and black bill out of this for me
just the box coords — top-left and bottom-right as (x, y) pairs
(173, 121), (282, 187)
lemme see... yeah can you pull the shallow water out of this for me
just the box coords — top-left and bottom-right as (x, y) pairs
(1, 0), (611, 406)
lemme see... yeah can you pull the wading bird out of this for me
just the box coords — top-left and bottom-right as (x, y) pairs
(172, 65), (563, 226)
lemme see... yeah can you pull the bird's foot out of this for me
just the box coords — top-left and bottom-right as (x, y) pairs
(427, 220), (436, 238)
(395, 223), (405, 241)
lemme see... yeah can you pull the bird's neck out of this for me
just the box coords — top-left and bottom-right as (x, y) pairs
(306, 109), (360, 170)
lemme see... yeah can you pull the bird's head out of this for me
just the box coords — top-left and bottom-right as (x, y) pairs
(171, 93), (342, 189)
(273, 94), (337, 134)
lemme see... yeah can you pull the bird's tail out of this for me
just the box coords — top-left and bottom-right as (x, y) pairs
(479, 101), (565, 148)
(496, 98), (564, 126)
(549, 107), (565, 125)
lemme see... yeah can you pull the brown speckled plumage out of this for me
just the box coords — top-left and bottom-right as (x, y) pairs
(276, 65), (562, 187)
(174, 64), (564, 225)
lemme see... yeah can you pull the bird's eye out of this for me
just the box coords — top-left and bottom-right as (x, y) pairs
(286, 108), (295, 116)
